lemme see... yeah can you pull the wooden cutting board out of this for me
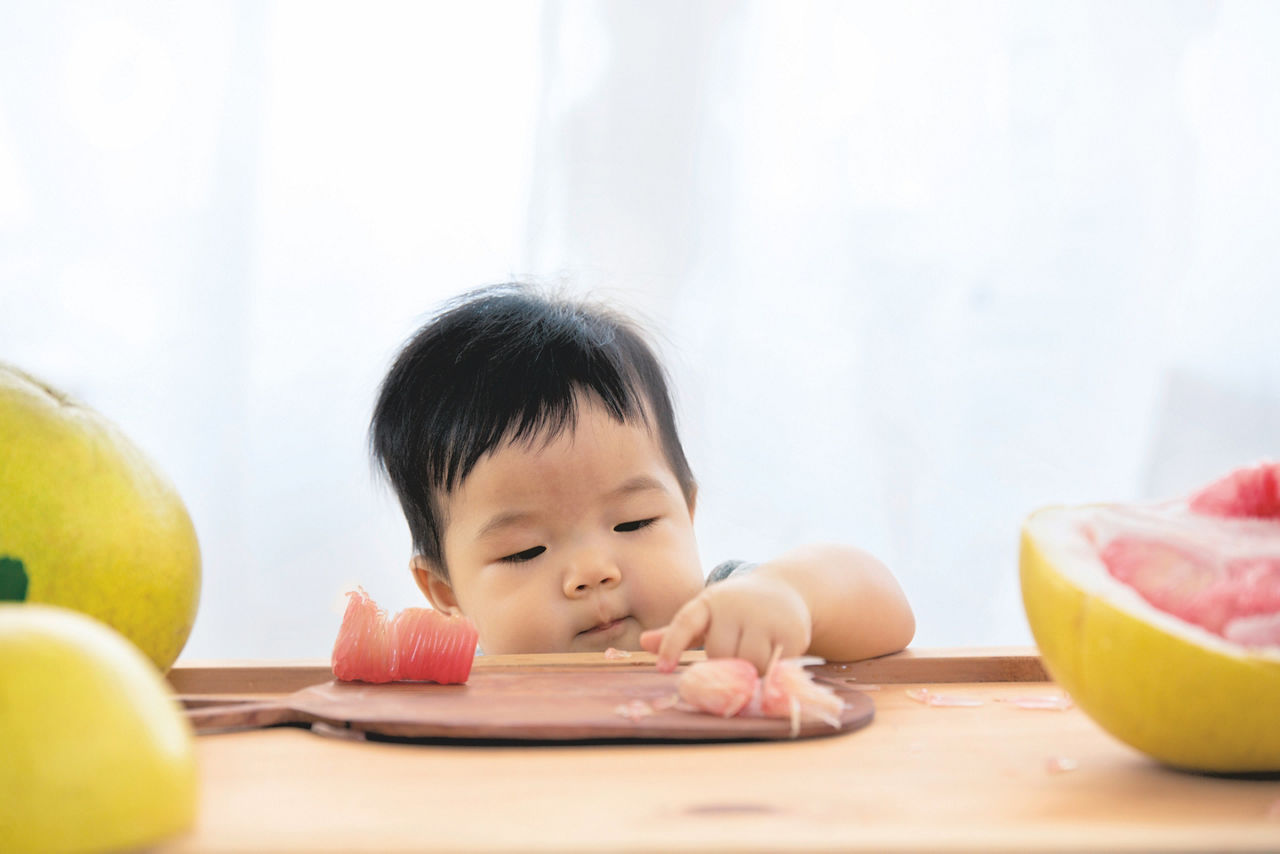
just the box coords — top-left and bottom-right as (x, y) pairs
(181, 664), (874, 742)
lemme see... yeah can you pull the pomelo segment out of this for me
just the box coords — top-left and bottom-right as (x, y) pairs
(331, 587), (478, 684)
(331, 588), (397, 683)
(1020, 462), (1280, 773)
(392, 606), (477, 684)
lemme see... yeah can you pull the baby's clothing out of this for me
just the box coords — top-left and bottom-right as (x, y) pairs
(706, 560), (757, 585)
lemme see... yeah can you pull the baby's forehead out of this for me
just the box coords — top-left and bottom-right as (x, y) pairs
(446, 408), (664, 489)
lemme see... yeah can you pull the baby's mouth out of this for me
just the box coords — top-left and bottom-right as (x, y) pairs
(579, 616), (628, 636)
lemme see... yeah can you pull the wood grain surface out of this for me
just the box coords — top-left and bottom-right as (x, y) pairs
(163, 649), (1280, 853)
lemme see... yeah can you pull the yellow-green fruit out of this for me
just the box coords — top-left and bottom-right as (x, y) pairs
(1021, 505), (1280, 773)
(0, 603), (198, 853)
(0, 363), (200, 671)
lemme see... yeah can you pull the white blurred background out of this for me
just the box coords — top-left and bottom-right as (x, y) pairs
(2, 1), (1276, 660)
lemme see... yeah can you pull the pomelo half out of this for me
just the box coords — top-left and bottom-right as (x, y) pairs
(1021, 462), (1280, 773)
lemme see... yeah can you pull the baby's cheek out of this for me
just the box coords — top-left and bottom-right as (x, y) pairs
(634, 577), (703, 630)
(642, 597), (682, 630)
(490, 604), (552, 654)
(466, 611), (504, 655)
(468, 599), (533, 655)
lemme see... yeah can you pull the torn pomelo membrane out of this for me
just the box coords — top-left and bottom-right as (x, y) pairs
(1021, 461), (1280, 773)
(677, 649), (846, 737)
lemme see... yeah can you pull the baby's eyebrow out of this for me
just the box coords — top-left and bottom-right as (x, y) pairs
(474, 511), (536, 541)
(475, 477), (668, 540)
(606, 475), (668, 499)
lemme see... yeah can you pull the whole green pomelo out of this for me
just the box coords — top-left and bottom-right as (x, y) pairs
(0, 363), (201, 671)
(0, 603), (199, 854)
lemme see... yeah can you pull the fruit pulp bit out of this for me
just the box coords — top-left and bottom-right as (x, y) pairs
(905, 687), (984, 707)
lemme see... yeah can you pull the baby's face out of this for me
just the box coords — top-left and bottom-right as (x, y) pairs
(428, 397), (705, 655)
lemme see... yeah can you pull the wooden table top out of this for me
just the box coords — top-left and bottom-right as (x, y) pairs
(163, 647), (1280, 853)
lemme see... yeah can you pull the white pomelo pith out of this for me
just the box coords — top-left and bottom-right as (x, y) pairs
(1021, 501), (1280, 773)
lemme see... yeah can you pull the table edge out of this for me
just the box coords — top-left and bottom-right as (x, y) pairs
(167, 646), (1048, 694)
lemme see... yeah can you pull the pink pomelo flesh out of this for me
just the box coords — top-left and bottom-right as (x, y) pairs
(1189, 463), (1280, 519)
(331, 587), (479, 684)
(391, 606), (478, 684)
(1094, 462), (1280, 648)
(331, 588), (395, 682)
(677, 651), (846, 731)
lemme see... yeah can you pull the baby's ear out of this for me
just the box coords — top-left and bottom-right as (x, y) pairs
(410, 555), (462, 615)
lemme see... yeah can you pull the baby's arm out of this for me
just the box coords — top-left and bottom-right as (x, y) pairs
(639, 544), (915, 672)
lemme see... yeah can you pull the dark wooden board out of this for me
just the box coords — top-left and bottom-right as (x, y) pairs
(181, 665), (874, 742)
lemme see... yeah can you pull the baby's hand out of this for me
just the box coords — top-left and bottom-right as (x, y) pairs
(639, 574), (812, 673)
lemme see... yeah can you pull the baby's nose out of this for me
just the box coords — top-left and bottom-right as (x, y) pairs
(562, 551), (621, 596)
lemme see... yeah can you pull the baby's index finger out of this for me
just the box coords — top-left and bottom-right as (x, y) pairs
(654, 597), (712, 672)
(640, 629), (681, 672)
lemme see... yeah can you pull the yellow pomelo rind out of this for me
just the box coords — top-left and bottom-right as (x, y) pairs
(0, 363), (201, 671)
(1021, 504), (1280, 773)
(0, 604), (198, 854)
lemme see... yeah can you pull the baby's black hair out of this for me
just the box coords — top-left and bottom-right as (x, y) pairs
(370, 284), (696, 581)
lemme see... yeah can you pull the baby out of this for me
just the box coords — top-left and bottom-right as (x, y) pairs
(370, 285), (914, 671)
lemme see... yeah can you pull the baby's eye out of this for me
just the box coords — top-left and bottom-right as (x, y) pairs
(500, 546), (546, 563)
(614, 518), (657, 533)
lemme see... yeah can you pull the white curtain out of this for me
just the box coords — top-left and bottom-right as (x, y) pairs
(2, 1), (1276, 659)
